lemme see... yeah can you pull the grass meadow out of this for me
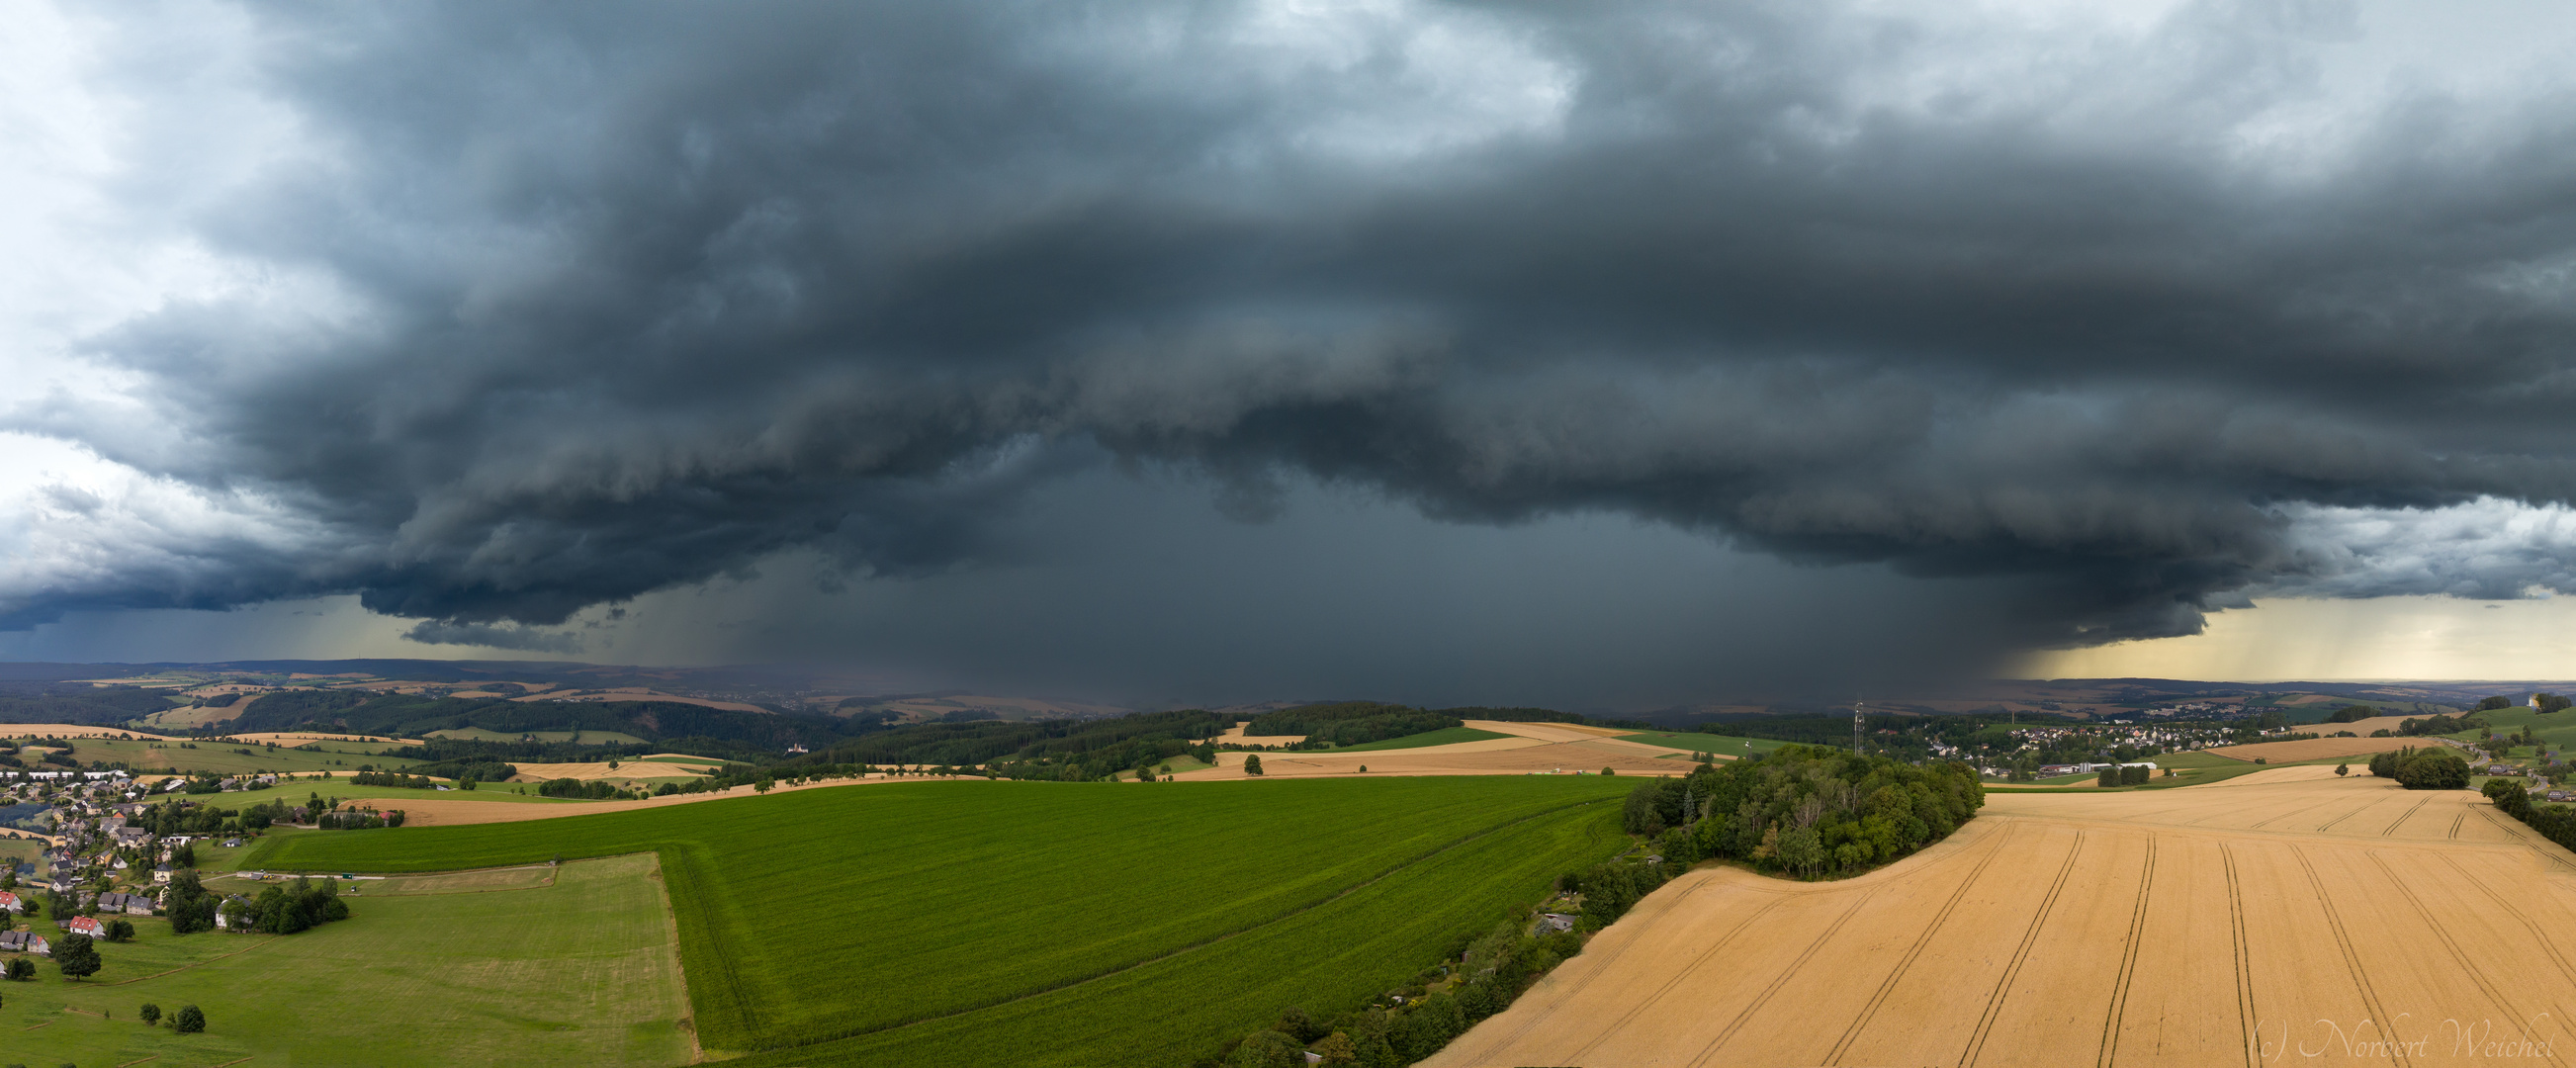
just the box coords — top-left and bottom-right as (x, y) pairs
(249, 776), (1638, 1067)
(1, 853), (689, 1067)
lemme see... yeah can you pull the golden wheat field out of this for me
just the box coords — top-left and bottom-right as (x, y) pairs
(1427, 766), (2576, 1067)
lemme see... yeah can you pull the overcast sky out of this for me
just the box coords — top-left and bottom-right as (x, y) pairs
(12, 0), (2576, 704)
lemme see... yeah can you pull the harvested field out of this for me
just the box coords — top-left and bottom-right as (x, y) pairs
(2321, 714), (2438, 736)
(2205, 734), (2442, 762)
(1429, 768), (2576, 1067)
(1173, 721), (1690, 780)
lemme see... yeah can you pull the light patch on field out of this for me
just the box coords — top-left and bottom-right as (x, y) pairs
(1430, 770), (2576, 1067)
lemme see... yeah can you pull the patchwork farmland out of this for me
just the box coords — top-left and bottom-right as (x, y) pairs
(1428, 765), (2576, 1067)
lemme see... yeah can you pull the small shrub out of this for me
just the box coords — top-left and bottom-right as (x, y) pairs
(175, 1004), (206, 1033)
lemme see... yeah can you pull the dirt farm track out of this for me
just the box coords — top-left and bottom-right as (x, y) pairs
(1428, 766), (2576, 1067)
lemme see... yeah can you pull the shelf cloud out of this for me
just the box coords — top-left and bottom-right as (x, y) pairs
(12, 0), (2576, 668)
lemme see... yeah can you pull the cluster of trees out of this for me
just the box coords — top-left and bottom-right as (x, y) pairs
(1242, 703), (1465, 749)
(316, 808), (404, 829)
(2382, 712), (2492, 738)
(1218, 921), (1589, 1066)
(167, 869), (222, 933)
(222, 876), (349, 934)
(537, 777), (634, 799)
(348, 770), (442, 789)
(2095, 764), (2152, 787)
(793, 709), (1230, 783)
(2486, 778), (2576, 851)
(135, 1002), (208, 1032)
(2368, 747), (2471, 789)
(1623, 746), (1983, 879)
(0, 681), (176, 726)
(2325, 704), (2380, 723)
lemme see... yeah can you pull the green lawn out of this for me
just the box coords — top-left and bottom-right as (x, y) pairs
(1324, 726), (1511, 752)
(248, 776), (1636, 1067)
(1, 853), (689, 1067)
(1616, 731), (1792, 757)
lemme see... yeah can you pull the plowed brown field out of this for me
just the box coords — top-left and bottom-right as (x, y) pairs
(1427, 767), (2576, 1067)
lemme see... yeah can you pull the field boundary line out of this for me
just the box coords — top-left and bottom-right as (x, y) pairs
(1824, 822), (2013, 1064)
(2290, 845), (2409, 1068)
(114, 1055), (160, 1067)
(1553, 883), (1780, 1064)
(1684, 888), (1875, 1068)
(2450, 812), (2465, 840)
(741, 796), (1624, 1055)
(1959, 829), (2086, 1068)
(2096, 832), (2157, 1068)
(2378, 797), (2431, 837)
(2364, 851), (2566, 1068)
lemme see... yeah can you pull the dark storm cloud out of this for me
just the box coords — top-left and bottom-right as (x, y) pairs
(22, 0), (2576, 651)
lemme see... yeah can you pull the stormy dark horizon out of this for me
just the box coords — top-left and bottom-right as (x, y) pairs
(11, 0), (2576, 704)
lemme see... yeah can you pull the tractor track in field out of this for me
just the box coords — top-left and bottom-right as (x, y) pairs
(1684, 889), (1876, 1068)
(2378, 796), (2431, 837)
(1958, 830), (2087, 1068)
(1823, 825), (2014, 1065)
(2096, 833), (2157, 1068)
(2366, 852), (2567, 1068)
(2222, 843), (2257, 1068)
(2291, 846), (2409, 1068)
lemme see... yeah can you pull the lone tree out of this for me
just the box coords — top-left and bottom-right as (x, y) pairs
(2336, 763), (2350, 777)
(175, 1004), (207, 1033)
(140, 1003), (161, 1025)
(54, 933), (101, 980)
(1244, 755), (1264, 776)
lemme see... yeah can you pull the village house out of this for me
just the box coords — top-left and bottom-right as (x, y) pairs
(213, 894), (252, 931)
(152, 862), (175, 885)
(109, 827), (151, 848)
(0, 930), (47, 955)
(62, 915), (105, 938)
(97, 891), (154, 916)
(0, 890), (19, 914)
